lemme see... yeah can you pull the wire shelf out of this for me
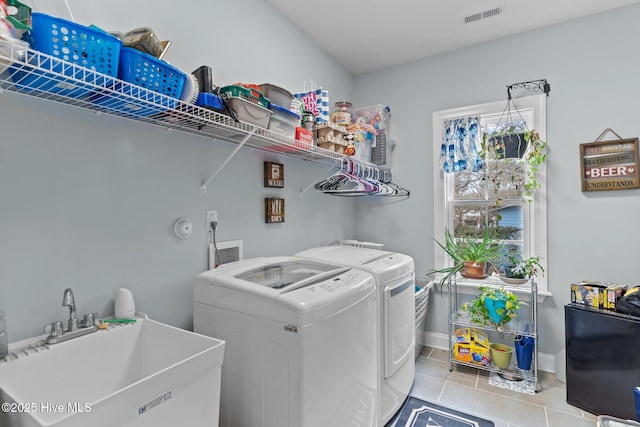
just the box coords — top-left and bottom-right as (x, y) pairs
(0, 38), (344, 165)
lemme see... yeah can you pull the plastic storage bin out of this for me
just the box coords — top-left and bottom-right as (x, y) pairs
(259, 83), (293, 108)
(268, 103), (300, 138)
(91, 46), (187, 117)
(118, 47), (186, 99)
(296, 127), (313, 145)
(351, 104), (391, 165)
(218, 85), (269, 109)
(223, 95), (271, 128)
(10, 12), (121, 97)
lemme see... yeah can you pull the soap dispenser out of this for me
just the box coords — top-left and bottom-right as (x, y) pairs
(114, 288), (135, 319)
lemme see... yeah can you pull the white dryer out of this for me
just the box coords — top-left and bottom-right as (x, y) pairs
(193, 257), (378, 427)
(296, 245), (415, 426)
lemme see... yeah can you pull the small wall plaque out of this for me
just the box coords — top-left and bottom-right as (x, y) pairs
(265, 198), (285, 223)
(264, 162), (284, 188)
(580, 137), (639, 192)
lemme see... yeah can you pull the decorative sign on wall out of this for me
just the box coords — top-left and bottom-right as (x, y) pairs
(580, 131), (639, 192)
(264, 162), (284, 188)
(265, 198), (285, 223)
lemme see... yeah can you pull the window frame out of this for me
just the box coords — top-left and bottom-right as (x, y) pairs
(432, 95), (548, 293)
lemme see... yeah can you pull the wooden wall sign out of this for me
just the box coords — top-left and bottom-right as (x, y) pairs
(580, 138), (639, 192)
(264, 162), (284, 188)
(265, 198), (285, 223)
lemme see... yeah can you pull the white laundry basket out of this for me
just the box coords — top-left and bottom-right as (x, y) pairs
(415, 281), (433, 359)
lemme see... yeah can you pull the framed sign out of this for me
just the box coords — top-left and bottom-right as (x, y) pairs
(264, 162), (284, 188)
(265, 198), (285, 223)
(579, 138), (639, 192)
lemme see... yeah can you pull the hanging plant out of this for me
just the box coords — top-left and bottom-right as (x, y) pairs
(522, 129), (547, 202)
(480, 127), (547, 203)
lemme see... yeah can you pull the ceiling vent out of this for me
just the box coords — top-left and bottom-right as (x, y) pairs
(464, 13), (482, 24)
(463, 6), (504, 24)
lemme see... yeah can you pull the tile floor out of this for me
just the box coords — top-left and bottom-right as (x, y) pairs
(388, 346), (598, 427)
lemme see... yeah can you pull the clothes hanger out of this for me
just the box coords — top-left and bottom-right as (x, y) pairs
(323, 159), (373, 196)
(315, 159), (367, 195)
(315, 158), (410, 197)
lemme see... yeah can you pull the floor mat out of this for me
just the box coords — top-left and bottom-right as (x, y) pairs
(488, 371), (536, 395)
(395, 397), (495, 427)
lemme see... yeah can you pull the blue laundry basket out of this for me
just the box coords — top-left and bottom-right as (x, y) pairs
(91, 47), (187, 117)
(10, 12), (121, 97)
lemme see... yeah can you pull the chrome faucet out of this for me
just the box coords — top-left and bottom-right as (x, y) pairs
(62, 288), (78, 332)
(45, 288), (97, 345)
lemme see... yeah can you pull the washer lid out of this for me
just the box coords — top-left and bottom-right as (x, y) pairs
(296, 246), (415, 285)
(234, 259), (340, 289)
(194, 256), (375, 324)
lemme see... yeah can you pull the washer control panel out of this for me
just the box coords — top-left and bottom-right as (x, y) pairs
(318, 271), (362, 293)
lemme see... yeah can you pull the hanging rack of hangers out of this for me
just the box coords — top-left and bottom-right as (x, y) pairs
(307, 158), (410, 198)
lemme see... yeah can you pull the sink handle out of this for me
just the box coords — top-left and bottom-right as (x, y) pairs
(45, 321), (64, 337)
(82, 313), (97, 328)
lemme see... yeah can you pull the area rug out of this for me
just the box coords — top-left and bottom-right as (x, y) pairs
(395, 397), (495, 426)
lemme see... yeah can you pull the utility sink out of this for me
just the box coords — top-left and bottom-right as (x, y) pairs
(0, 318), (225, 427)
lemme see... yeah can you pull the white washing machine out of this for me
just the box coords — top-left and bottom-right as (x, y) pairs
(296, 245), (415, 426)
(193, 256), (378, 427)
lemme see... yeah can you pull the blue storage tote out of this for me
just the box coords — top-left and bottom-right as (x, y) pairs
(91, 46), (187, 117)
(10, 12), (121, 97)
(118, 47), (186, 99)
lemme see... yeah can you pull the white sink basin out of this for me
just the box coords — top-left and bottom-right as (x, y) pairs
(0, 318), (225, 427)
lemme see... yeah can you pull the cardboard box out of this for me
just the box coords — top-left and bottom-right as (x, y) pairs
(571, 281), (607, 308)
(453, 342), (491, 366)
(453, 328), (491, 366)
(455, 328), (489, 347)
(602, 284), (628, 310)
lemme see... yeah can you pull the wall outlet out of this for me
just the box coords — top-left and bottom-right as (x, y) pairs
(206, 210), (218, 231)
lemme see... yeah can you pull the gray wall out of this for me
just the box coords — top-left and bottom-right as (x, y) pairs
(0, 0), (357, 342)
(353, 4), (640, 355)
(3, 0), (640, 358)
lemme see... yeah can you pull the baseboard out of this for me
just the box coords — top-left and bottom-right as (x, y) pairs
(419, 330), (556, 374)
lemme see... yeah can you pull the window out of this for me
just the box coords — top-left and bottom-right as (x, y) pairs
(432, 95), (548, 292)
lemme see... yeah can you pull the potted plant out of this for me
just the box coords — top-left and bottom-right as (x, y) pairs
(431, 225), (504, 289)
(500, 255), (544, 285)
(460, 285), (521, 329)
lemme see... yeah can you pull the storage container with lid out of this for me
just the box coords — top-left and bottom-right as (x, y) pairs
(331, 101), (353, 126)
(290, 98), (304, 125)
(259, 83), (293, 109)
(268, 103), (301, 138)
(218, 85), (269, 109)
(223, 95), (272, 128)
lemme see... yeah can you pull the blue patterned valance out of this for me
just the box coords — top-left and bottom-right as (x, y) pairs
(440, 116), (484, 173)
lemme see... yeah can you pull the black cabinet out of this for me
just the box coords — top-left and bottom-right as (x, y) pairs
(565, 304), (640, 420)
